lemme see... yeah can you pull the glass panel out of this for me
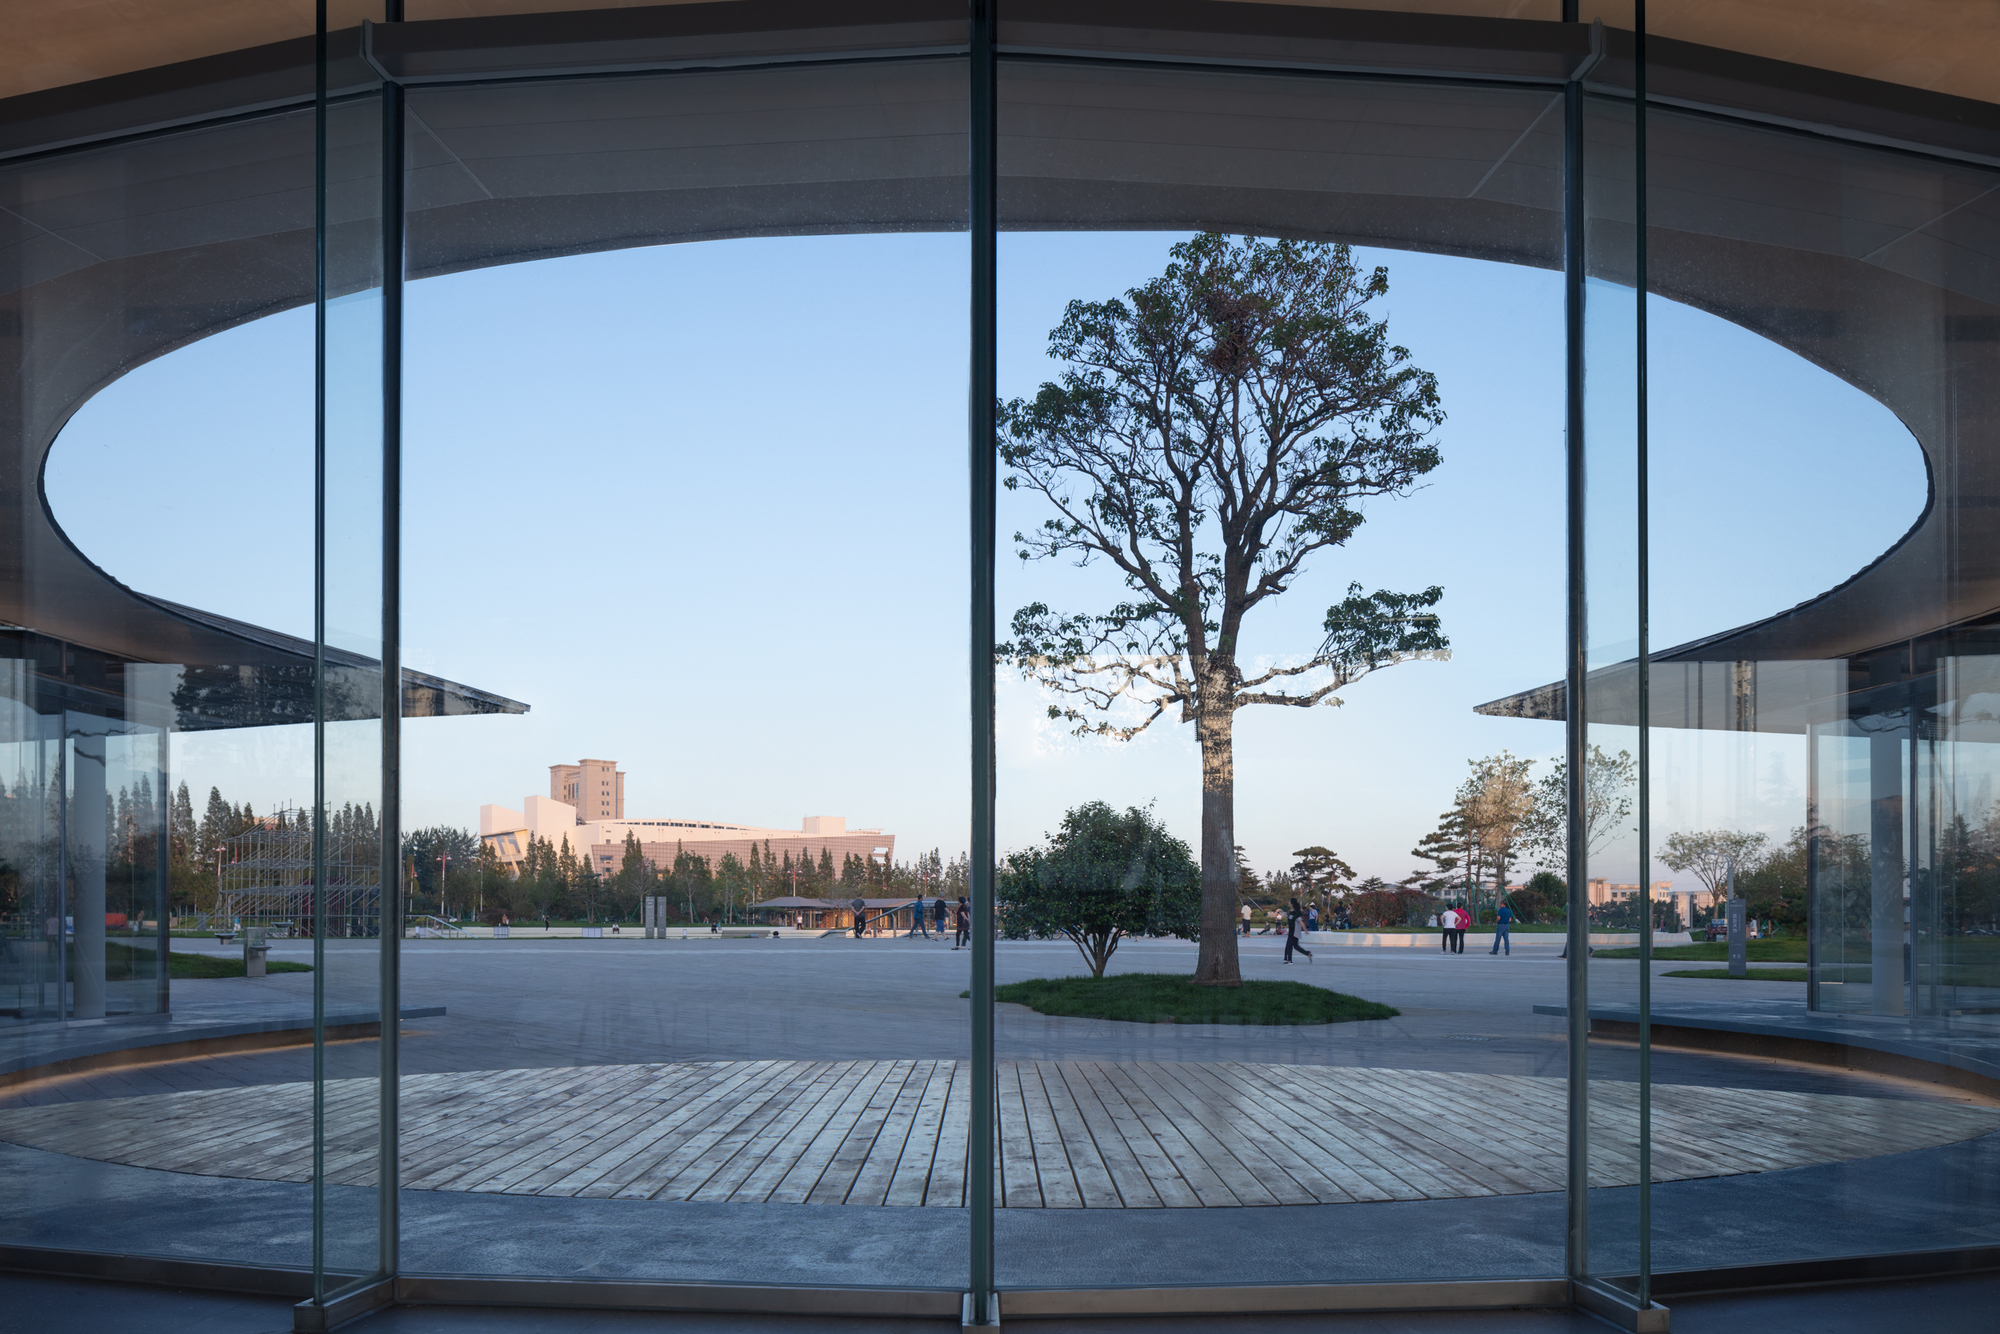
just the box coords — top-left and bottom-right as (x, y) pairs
(1580, 85), (1646, 1288)
(394, 56), (971, 1288)
(317, 10), (391, 1292)
(1640, 102), (2000, 1274)
(995, 56), (1567, 1289)
(0, 88), (325, 1271)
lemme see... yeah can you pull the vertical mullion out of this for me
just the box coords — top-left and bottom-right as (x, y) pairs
(1634, 0), (1652, 1307)
(378, 0), (407, 1286)
(311, 0), (329, 1303)
(1561, 1), (1589, 1288)
(155, 732), (171, 1024)
(968, 0), (998, 1322)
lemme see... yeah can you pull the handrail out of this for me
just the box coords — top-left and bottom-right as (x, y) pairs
(405, 915), (467, 939)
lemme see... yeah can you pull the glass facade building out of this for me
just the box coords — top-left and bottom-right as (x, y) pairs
(0, 3), (1994, 1329)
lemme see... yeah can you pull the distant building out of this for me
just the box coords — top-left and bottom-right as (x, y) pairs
(1586, 879), (1675, 907)
(479, 760), (893, 878)
(549, 758), (623, 821)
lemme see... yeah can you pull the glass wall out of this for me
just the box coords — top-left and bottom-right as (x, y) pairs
(993, 56), (1572, 1290)
(1639, 101), (2000, 1277)
(0, 85), (326, 1273)
(0, 4), (1993, 1322)
(392, 54), (971, 1289)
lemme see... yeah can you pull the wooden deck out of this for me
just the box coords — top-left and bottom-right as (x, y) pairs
(1, 1060), (1993, 1207)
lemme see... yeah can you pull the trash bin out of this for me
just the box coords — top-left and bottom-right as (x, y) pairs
(244, 926), (269, 979)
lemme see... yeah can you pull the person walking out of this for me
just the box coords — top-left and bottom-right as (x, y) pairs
(1491, 901), (1514, 955)
(914, 897), (930, 938)
(1284, 897), (1314, 965)
(933, 895), (948, 940)
(953, 897), (970, 950)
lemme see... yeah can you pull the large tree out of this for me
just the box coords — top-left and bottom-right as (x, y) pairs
(998, 233), (1448, 986)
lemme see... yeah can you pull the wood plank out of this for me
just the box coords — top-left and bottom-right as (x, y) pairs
(3, 1060), (1994, 1209)
(1072, 1060), (1199, 1208)
(996, 1061), (1043, 1209)
(847, 1060), (940, 1208)
(924, 1063), (970, 1208)
(808, 1060), (919, 1206)
(884, 1060), (956, 1208)
(681, 1062), (857, 1204)
(1091, 1061), (1240, 1207)
(650, 1064), (834, 1203)
(600, 1062), (825, 1202)
(1035, 1062), (1123, 1209)
(764, 1060), (900, 1205)
(1015, 1063), (1083, 1209)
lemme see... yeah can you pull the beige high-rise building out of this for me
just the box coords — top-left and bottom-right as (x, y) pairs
(550, 758), (624, 821)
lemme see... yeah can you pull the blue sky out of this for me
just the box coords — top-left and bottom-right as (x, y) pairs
(46, 232), (1924, 884)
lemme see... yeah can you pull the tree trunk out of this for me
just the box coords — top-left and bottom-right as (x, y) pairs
(1191, 703), (1243, 986)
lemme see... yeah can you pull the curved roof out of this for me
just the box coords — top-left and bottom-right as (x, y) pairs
(0, 1), (1995, 732)
(4, 2), (1993, 103)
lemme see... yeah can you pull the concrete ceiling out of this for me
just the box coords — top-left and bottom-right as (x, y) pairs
(2, 2), (1993, 102)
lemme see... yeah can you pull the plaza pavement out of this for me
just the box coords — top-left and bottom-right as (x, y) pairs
(2, 934), (1993, 1291)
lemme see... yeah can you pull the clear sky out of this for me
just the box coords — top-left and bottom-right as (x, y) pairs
(46, 231), (1924, 887)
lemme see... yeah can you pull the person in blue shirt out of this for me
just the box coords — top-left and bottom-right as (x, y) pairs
(1491, 901), (1515, 955)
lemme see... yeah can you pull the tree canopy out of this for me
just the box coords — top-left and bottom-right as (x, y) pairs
(997, 801), (1201, 978)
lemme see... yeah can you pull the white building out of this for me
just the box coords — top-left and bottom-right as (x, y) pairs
(480, 764), (892, 876)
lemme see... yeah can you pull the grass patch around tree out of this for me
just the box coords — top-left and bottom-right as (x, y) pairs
(966, 973), (1397, 1025)
(1662, 967), (1808, 982)
(101, 941), (312, 979)
(1593, 940), (1806, 963)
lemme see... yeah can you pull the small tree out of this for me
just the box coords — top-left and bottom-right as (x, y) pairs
(1458, 752), (1534, 914)
(1290, 845), (1355, 922)
(1514, 869), (1566, 925)
(1407, 809), (1467, 897)
(1523, 744), (1636, 871)
(998, 801), (1200, 977)
(1659, 829), (1769, 911)
(999, 233), (1448, 986)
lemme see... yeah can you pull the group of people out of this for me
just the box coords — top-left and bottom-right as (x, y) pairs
(908, 896), (971, 948)
(1433, 906), (1471, 954)
(1240, 901), (1348, 937)
(1429, 903), (1515, 955)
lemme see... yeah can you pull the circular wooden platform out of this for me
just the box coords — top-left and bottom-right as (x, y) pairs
(1, 1060), (1993, 1207)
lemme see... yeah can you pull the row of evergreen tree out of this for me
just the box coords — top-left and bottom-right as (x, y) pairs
(401, 826), (971, 926)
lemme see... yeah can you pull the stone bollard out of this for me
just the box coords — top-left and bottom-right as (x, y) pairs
(244, 926), (269, 979)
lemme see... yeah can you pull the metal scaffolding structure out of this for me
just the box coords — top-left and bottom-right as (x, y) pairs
(217, 808), (380, 938)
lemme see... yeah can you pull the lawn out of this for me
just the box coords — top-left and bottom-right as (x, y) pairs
(1594, 940), (1807, 963)
(972, 973), (1398, 1025)
(1663, 967), (1808, 982)
(104, 941), (312, 979)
